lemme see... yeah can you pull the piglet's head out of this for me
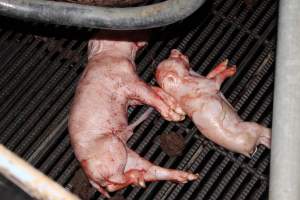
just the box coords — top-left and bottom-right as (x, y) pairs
(88, 30), (149, 60)
(156, 49), (190, 93)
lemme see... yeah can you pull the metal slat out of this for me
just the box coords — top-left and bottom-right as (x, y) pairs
(0, 41), (79, 145)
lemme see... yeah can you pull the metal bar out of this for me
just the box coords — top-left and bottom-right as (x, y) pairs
(0, 144), (80, 200)
(0, 0), (206, 30)
(269, 0), (300, 199)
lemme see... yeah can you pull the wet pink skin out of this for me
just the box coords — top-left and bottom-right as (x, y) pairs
(155, 49), (271, 157)
(68, 33), (198, 198)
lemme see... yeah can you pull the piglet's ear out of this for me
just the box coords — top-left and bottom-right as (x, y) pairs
(161, 72), (179, 88)
(165, 74), (176, 83)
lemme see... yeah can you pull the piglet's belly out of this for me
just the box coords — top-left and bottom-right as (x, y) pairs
(185, 95), (245, 148)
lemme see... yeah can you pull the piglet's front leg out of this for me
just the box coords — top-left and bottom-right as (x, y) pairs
(206, 60), (237, 88)
(128, 81), (185, 121)
(151, 86), (186, 117)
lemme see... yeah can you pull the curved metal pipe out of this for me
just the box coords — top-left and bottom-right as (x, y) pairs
(54, 0), (145, 7)
(0, 0), (206, 30)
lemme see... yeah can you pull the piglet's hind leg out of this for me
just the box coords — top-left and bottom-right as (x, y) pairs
(105, 169), (147, 192)
(240, 122), (272, 149)
(105, 149), (199, 192)
(125, 149), (199, 184)
(257, 127), (271, 148)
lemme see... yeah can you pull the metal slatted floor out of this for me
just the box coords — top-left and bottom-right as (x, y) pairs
(0, 0), (277, 199)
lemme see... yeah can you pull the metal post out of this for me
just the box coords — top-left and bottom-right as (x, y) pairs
(269, 0), (300, 199)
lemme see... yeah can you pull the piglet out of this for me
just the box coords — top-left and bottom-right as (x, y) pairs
(68, 32), (198, 198)
(155, 49), (271, 157)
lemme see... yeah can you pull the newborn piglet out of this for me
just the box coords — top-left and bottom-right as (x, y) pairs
(69, 32), (197, 198)
(155, 49), (271, 157)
